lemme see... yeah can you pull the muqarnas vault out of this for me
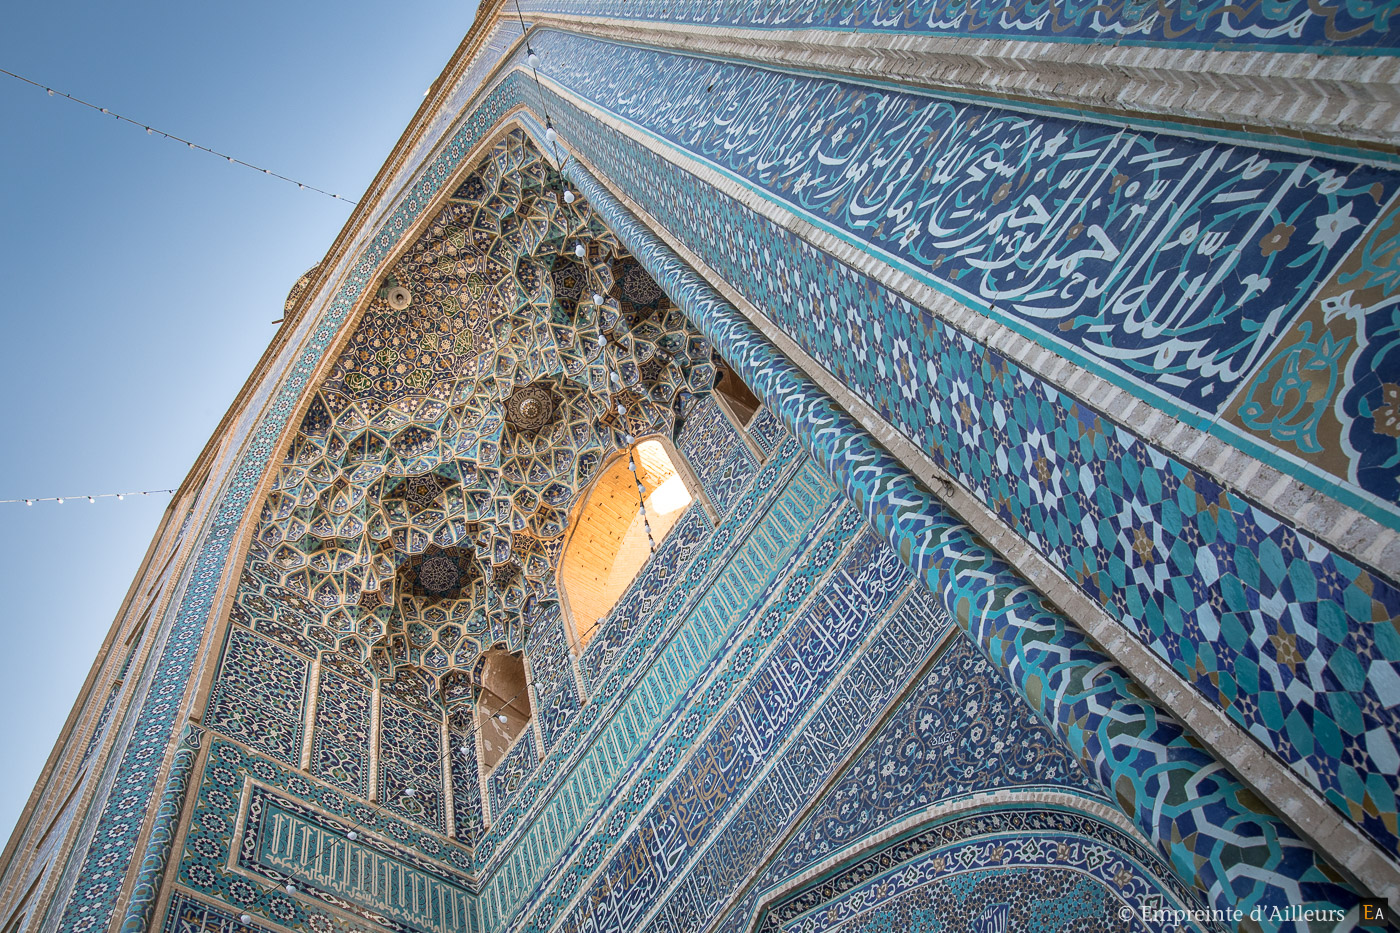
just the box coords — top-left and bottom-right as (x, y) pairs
(3, 1), (1400, 931)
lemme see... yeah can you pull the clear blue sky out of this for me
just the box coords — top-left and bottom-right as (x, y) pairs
(0, 0), (480, 843)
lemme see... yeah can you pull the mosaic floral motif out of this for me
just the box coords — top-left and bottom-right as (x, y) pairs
(755, 809), (1219, 933)
(312, 667), (371, 797)
(520, 0), (1400, 50)
(488, 730), (540, 821)
(205, 628), (309, 766)
(542, 81), (1400, 863)
(747, 407), (786, 458)
(378, 699), (447, 833)
(767, 636), (1102, 883)
(563, 141), (1370, 920)
(678, 392), (758, 515)
(535, 32), (1393, 419)
(450, 725), (484, 844)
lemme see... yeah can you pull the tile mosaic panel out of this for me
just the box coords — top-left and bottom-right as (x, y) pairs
(450, 727), (484, 844)
(679, 394), (759, 516)
(562, 129), (1368, 918)
(537, 76), (1400, 862)
(204, 628), (309, 767)
(56, 78), (524, 933)
(239, 786), (472, 933)
(377, 699), (447, 834)
(524, 606), (584, 751)
(507, 494), (867, 933)
(488, 731), (540, 821)
(764, 634), (1103, 886)
(747, 407), (786, 458)
(520, 0), (1400, 51)
(755, 809), (1222, 933)
(178, 739), (475, 933)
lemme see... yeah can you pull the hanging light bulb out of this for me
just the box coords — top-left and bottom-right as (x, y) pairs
(46, 88), (54, 96)
(497, 713), (509, 723)
(56, 498), (64, 505)
(616, 404), (626, 415)
(459, 746), (471, 757)
(285, 882), (297, 894)
(563, 190), (575, 204)
(545, 121), (557, 144)
(87, 496), (95, 503)
(574, 243), (586, 259)
(527, 47), (540, 69)
(24, 499), (32, 506)
(240, 915), (252, 925)
(593, 292), (604, 305)
(116, 494), (124, 500)
(403, 786), (417, 798)
(346, 830), (358, 841)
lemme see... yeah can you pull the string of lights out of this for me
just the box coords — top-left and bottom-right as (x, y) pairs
(1, 489), (174, 506)
(0, 67), (356, 204)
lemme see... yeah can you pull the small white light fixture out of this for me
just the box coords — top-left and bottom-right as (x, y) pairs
(527, 47), (540, 69)
(87, 496), (95, 503)
(56, 498), (64, 505)
(574, 243), (586, 259)
(497, 713), (509, 723)
(545, 121), (557, 145)
(24, 499), (32, 506)
(46, 88), (54, 96)
(116, 494), (124, 500)
(593, 292), (604, 305)
(563, 190), (575, 204)
(403, 786), (417, 798)
(240, 915), (252, 925)
(459, 746), (471, 757)
(346, 830), (358, 841)
(285, 882), (297, 894)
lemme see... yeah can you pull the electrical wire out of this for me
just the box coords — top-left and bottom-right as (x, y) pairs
(0, 67), (356, 204)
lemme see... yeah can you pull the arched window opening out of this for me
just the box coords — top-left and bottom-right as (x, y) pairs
(559, 438), (694, 651)
(476, 648), (532, 771)
(713, 360), (761, 427)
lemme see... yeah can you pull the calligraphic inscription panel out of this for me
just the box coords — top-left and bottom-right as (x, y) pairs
(531, 75), (1400, 858)
(519, 0), (1400, 52)
(535, 32), (1394, 419)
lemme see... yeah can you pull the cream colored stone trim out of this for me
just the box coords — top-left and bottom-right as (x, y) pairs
(525, 12), (1400, 149)
(564, 129), (1400, 904)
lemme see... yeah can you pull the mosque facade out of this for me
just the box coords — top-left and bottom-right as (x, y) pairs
(3, 1), (1400, 931)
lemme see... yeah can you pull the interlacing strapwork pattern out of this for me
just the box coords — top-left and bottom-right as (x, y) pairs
(231, 129), (715, 704)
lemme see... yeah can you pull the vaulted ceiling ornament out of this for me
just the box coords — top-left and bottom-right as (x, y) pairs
(235, 128), (715, 701)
